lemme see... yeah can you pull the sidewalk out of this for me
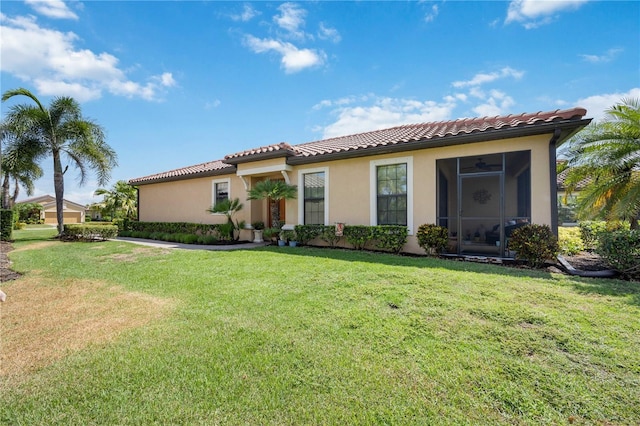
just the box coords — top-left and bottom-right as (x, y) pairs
(115, 237), (268, 251)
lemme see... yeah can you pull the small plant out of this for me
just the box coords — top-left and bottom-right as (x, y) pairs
(558, 227), (584, 255)
(252, 221), (265, 230)
(416, 224), (448, 255)
(508, 224), (559, 268)
(280, 229), (296, 242)
(207, 198), (244, 241)
(262, 227), (280, 244)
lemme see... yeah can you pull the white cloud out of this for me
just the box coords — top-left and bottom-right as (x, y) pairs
(425, 4), (439, 22)
(244, 35), (325, 73)
(318, 22), (341, 43)
(576, 88), (640, 122)
(580, 48), (623, 63)
(274, 3), (307, 38)
(472, 90), (515, 117)
(0, 13), (175, 101)
(505, 0), (588, 28)
(25, 0), (78, 20)
(453, 67), (524, 88)
(231, 4), (259, 22)
(319, 96), (457, 139)
(204, 99), (221, 110)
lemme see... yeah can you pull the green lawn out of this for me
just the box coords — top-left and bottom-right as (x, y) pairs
(2, 229), (639, 425)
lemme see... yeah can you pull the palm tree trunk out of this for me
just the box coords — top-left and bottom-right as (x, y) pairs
(1, 173), (10, 210)
(270, 200), (279, 228)
(53, 150), (65, 236)
(11, 178), (19, 208)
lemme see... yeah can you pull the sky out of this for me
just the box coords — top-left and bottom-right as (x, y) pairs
(1, 0), (639, 206)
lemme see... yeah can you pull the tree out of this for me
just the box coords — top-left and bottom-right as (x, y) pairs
(1, 88), (117, 235)
(207, 197), (244, 240)
(0, 121), (44, 209)
(247, 179), (297, 228)
(564, 98), (640, 229)
(94, 180), (137, 220)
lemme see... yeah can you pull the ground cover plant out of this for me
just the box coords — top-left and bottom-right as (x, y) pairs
(1, 229), (639, 425)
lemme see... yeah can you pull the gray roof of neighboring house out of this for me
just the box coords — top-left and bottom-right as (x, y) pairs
(130, 107), (590, 185)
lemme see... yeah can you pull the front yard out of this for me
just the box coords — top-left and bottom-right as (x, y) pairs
(1, 229), (639, 425)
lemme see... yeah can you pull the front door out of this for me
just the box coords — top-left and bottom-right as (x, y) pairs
(459, 172), (503, 256)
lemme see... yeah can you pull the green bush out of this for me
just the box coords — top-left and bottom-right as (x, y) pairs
(416, 224), (448, 255)
(343, 225), (374, 250)
(558, 227), (585, 255)
(579, 221), (607, 250)
(596, 229), (640, 280)
(320, 225), (340, 248)
(372, 225), (408, 254)
(294, 224), (324, 245)
(508, 224), (559, 268)
(197, 235), (219, 245)
(0, 209), (13, 241)
(62, 224), (118, 241)
(130, 221), (218, 235)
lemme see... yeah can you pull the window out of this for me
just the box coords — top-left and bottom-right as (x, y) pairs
(370, 157), (413, 231)
(376, 163), (407, 225)
(303, 172), (325, 225)
(211, 178), (230, 209)
(298, 167), (329, 225)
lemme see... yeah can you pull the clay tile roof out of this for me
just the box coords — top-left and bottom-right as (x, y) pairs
(291, 108), (588, 158)
(129, 159), (234, 185)
(224, 142), (296, 162)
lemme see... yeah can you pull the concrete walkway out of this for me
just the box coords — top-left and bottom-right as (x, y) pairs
(115, 237), (269, 251)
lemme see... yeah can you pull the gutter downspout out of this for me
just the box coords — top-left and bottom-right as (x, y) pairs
(549, 128), (562, 236)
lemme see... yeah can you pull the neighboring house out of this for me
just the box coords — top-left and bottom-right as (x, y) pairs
(18, 195), (86, 224)
(556, 160), (591, 225)
(86, 203), (104, 221)
(129, 108), (590, 257)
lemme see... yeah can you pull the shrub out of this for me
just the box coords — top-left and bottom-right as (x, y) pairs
(280, 229), (297, 242)
(373, 226), (408, 254)
(508, 224), (559, 268)
(197, 235), (218, 245)
(558, 227), (585, 255)
(343, 225), (374, 250)
(416, 224), (448, 255)
(62, 224), (118, 241)
(579, 221), (607, 250)
(263, 228), (281, 243)
(596, 229), (640, 280)
(0, 209), (13, 241)
(320, 225), (340, 248)
(130, 221), (218, 235)
(294, 224), (324, 245)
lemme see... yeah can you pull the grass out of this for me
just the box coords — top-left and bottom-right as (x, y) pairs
(1, 229), (639, 425)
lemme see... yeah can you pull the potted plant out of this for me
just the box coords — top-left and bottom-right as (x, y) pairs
(280, 229), (297, 247)
(262, 227), (280, 245)
(252, 221), (265, 243)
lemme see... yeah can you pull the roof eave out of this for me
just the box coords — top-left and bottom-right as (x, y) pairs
(287, 118), (592, 165)
(223, 150), (296, 165)
(129, 166), (237, 186)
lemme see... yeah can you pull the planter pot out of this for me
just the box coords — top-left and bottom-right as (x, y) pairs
(253, 229), (264, 243)
(278, 240), (286, 247)
(289, 241), (298, 247)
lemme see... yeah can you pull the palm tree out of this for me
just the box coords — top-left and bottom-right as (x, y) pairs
(247, 179), (297, 228)
(1, 88), (117, 235)
(1, 121), (44, 208)
(207, 197), (244, 240)
(564, 98), (640, 229)
(94, 180), (138, 220)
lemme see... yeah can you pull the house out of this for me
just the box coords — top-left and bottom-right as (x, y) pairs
(18, 195), (86, 224)
(556, 160), (591, 225)
(129, 108), (591, 257)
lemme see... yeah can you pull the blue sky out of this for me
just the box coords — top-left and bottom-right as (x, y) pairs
(1, 0), (638, 205)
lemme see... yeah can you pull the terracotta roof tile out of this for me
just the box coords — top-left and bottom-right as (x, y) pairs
(129, 159), (234, 185)
(130, 108), (588, 185)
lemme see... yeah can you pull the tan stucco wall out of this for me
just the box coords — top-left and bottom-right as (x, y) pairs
(138, 133), (555, 254)
(43, 204), (85, 224)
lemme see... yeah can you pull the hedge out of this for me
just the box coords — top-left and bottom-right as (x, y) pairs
(62, 224), (118, 241)
(293, 224), (408, 253)
(129, 221), (219, 235)
(0, 209), (13, 241)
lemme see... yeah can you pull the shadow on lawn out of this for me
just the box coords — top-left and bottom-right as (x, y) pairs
(260, 245), (640, 306)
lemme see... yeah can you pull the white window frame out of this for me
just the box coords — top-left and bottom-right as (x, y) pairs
(211, 178), (231, 214)
(370, 156), (413, 234)
(297, 167), (329, 225)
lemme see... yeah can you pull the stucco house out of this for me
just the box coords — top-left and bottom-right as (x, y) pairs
(129, 108), (590, 257)
(18, 195), (86, 224)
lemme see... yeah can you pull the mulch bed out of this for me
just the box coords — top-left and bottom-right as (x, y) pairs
(562, 251), (611, 271)
(1, 241), (22, 282)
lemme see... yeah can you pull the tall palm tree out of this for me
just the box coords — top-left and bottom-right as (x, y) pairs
(1, 88), (117, 234)
(1, 122), (44, 208)
(565, 98), (640, 229)
(247, 179), (297, 228)
(94, 180), (138, 220)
